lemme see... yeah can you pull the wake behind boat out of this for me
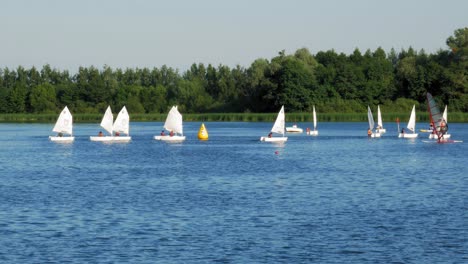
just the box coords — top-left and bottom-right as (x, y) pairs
(154, 106), (186, 142)
(261, 105), (288, 142)
(49, 106), (74, 142)
(90, 106), (131, 142)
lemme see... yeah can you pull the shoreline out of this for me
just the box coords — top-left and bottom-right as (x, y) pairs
(1, 112), (467, 123)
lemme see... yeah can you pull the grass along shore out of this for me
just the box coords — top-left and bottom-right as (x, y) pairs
(0, 112), (467, 123)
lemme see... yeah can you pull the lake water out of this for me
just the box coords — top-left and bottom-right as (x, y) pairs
(0, 122), (467, 263)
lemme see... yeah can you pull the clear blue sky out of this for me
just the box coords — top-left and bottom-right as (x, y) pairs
(1, 0), (467, 73)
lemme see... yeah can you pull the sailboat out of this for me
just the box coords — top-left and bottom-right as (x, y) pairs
(307, 105), (318, 136)
(428, 105), (450, 139)
(376, 105), (386, 133)
(367, 106), (381, 138)
(154, 106), (186, 141)
(49, 106), (74, 142)
(90, 106), (131, 142)
(398, 105), (418, 138)
(426, 94), (452, 142)
(260, 105), (288, 142)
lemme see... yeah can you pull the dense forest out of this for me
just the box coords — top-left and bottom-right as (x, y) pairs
(0, 28), (466, 115)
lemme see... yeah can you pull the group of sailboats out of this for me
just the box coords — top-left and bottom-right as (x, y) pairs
(50, 105), (186, 143)
(260, 105), (319, 142)
(90, 106), (131, 142)
(49, 94), (456, 143)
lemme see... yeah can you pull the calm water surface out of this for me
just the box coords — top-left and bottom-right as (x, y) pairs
(0, 122), (467, 263)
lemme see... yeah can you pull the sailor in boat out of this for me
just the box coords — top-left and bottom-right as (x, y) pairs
(98, 131), (103, 137)
(401, 128), (405, 134)
(170, 130), (174, 137)
(306, 127), (310, 133)
(115, 132), (120, 136)
(367, 128), (372, 137)
(268, 132), (272, 138)
(58, 132), (63, 137)
(160, 130), (165, 136)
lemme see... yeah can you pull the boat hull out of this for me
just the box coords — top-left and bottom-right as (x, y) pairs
(154, 135), (186, 141)
(307, 130), (318, 136)
(260, 137), (288, 142)
(49, 136), (75, 142)
(370, 132), (381, 138)
(429, 133), (451, 139)
(398, 133), (418, 138)
(90, 136), (131, 142)
(286, 127), (303, 133)
(376, 128), (386, 133)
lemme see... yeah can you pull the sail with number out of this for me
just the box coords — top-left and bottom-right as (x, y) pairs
(100, 106), (114, 135)
(52, 106), (73, 135)
(426, 93), (448, 140)
(164, 106), (184, 135)
(113, 106), (130, 135)
(271, 105), (285, 135)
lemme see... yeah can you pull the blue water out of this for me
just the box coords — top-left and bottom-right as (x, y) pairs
(0, 122), (467, 263)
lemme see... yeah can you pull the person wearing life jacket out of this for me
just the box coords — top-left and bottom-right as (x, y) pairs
(170, 130), (174, 137)
(367, 128), (372, 137)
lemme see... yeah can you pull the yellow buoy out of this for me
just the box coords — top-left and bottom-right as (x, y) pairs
(198, 123), (209, 140)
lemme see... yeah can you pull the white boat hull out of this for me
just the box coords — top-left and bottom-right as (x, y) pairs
(260, 137), (288, 142)
(49, 136), (75, 142)
(307, 130), (318, 136)
(370, 132), (381, 138)
(286, 127), (303, 133)
(376, 128), (386, 133)
(429, 133), (451, 139)
(398, 133), (418, 138)
(90, 136), (131, 142)
(154, 135), (186, 141)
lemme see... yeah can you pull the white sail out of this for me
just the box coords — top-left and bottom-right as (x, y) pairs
(313, 105), (317, 130)
(271, 105), (285, 135)
(407, 105), (416, 132)
(52, 106), (73, 135)
(367, 106), (375, 130)
(113, 106), (130, 135)
(100, 106), (114, 135)
(377, 105), (383, 129)
(164, 106), (183, 135)
(442, 105), (448, 123)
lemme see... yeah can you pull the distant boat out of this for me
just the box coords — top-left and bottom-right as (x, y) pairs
(198, 123), (209, 140)
(426, 94), (452, 142)
(375, 105), (386, 133)
(428, 105), (450, 139)
(90, 106), (131, 142)
(49, 106), (74, 142)
(260, 106), (288, 142)
(154, 106), (186, 142)
(307, 105), (318, 136)
(286, 124), (303, 133)
(367, 106), (381, 138)
(398, 105), (418, 138)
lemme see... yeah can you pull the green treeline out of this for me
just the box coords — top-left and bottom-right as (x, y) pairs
(0, 28), (467, 117)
